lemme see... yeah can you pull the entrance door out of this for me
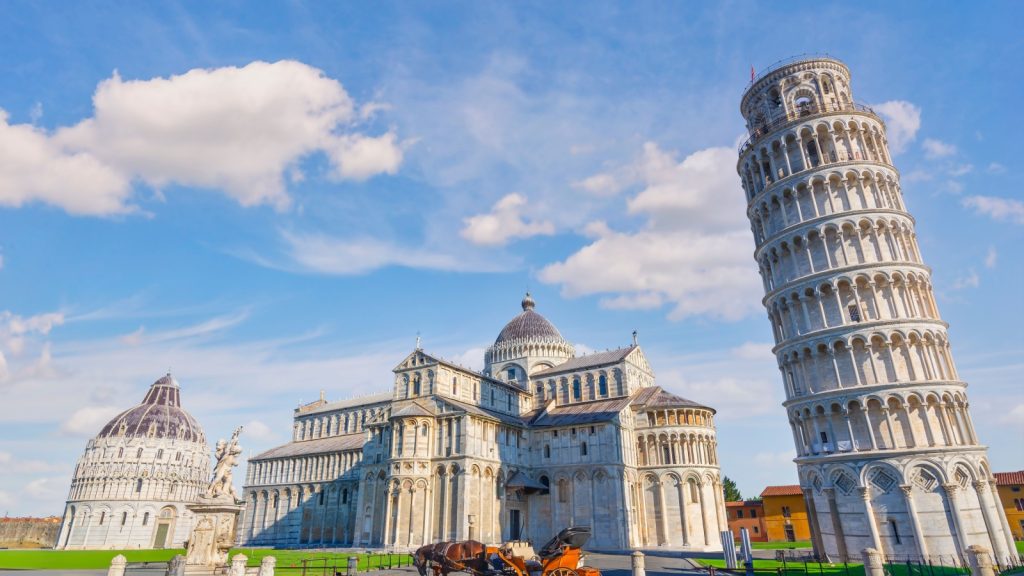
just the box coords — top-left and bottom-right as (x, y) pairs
(154, 523), (170, 549)
(784, 525), (796, 542)
(509, 510), (522, 541)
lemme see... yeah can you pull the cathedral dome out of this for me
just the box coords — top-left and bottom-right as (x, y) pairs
(97, 374), (205, 443)
(494, 293), (566, 345)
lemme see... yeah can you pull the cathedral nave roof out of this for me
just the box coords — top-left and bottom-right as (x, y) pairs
(251, 432), (365, 460)
(531, 345), (637, 377)
(630, 386), (710, 411)
(526, 395), (634, 427)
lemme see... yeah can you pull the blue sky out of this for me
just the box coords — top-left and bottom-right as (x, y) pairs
(0, 1), (1021, 516)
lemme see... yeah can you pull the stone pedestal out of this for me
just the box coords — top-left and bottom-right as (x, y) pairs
(631, 551), (645, 576)
(108, 554), (127, 576)
(967, 545), (995, 576)
(185, 496), (245, 570)
(862, 548), (884, 576)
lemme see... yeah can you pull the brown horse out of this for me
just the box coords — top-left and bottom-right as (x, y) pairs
(413, 540), (489, 576)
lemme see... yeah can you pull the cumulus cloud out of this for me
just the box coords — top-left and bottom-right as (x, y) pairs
(987, 162), (1006, 174)
(873, 100), (921, 154)
(540, 145), (762, 321)
(573, 172), (626, 197)
(922, 138), (956, 159)
(962, 196), (1024, 225)
(0, 61), (402, 215)
(461, 193), (555, 246)
(242, 420), (278, 443)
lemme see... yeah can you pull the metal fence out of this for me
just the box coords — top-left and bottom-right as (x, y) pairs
(283, 553), (414, 576)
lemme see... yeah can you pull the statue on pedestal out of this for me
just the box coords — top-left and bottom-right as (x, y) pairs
(206, 427), (243, 501)
(185, 426), (245, 571)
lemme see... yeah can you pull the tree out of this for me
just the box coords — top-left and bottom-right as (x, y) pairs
(722, 476), (742, 501)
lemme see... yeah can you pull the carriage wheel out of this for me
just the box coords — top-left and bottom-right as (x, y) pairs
(546, 568), (579, 576)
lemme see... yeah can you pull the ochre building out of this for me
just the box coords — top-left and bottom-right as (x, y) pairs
(994, 471), (1024, 541)
(760, 485), (811, 543)
(725, 500), (767, 542)
(241, 294), (727, 550)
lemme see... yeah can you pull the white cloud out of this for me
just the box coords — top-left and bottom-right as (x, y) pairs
(573, 172), (626, 197)
(948, 163), (973, 177)
(0, 111), (132, 215)
(963, 195), (1024, 225)
(60, 406), (123, 436)
(951, 269), (980, 291)
(281, 231), (478, 275)
(540, 145), (761, 321)
(24, 477), (63, 501)
(0, 60), (402, 216)
(922, 138), (956, 159)
(985, 246), (997, 269)
(987, 162), (1006, 174)
(242, 420), (278, 443)
(461, 193), (555, 246)
(29, 102), (43, 124)
(872, 100), (921, 154)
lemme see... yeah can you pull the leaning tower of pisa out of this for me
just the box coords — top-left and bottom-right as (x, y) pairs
(736, 56), (1015, 563)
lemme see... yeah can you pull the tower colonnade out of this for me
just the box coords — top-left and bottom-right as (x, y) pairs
(738, 56), (1014, 563)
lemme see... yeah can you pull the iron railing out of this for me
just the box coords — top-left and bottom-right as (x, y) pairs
(745, 54), (845, 92)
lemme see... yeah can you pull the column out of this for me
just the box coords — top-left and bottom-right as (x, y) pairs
(802, 488), (827, 560)
(899, 485), (929, 560)
(658, 481), (670, 545)
(823, 489), (849, 562)
(699, 483), (712, 546)
(989, 481), (1018, 561)
(843, 413), (857, 451)
(973, 481), (1009, 562)
(882, 408), (898, 448)
(859, 487), (883, 552)
(677, 481), (690, 546)
(942, 484), (967, 554)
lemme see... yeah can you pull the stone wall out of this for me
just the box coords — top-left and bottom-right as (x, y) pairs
(0, 517), (61, 549)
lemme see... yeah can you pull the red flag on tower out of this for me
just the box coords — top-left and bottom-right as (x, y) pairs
(750, 65), (755, 81)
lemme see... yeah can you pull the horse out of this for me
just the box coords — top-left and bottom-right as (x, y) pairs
(413, 540), (489, 576)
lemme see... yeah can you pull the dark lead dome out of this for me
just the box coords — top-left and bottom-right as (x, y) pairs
(97, 374), (205, 443)
(494, 293), (566, 345)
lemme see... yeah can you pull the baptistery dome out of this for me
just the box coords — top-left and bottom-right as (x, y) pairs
(55, 374), (210, 550)
(97, 374), (205, 443)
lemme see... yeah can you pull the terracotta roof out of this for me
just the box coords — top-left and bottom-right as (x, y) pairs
(533, 346), (636, 377)
(726, 501), (764, 507)
(251, 432), (365, 460)
(300, 392), (392, 415)
(994, 471), (1024, 486)
(760, 485), (804, 497)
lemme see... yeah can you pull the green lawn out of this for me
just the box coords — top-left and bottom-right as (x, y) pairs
(0, 549), (412, 571)
(696, 558), (971, 576)
(750, 541), (813, 550)
(1017, 540), (1024, 553)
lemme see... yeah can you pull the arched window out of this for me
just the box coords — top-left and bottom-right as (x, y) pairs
(120, 512), (128, 526)
(99, 511), (106, 525)
(156, 449), (163, 459)
(412, 376), (421, 396)
(558, 479), (569, 503)
(536, 384), (544, 398)
(117, 448), (124, 458)
(342, 489), (349, 504)
(136, 448), (143, 458)
(507, 367), (516, 381)
(318, 491), (325, 506)
(452, 377), (458, 396)
(572, 378), (581, 401)
(598, 375), (608, 397)
(544, 445), (551, 458)
(135, 478), (143, 493)
(540, 476), (550, 493)
(142, 512), (149, 525)
(581, 442), (588, 456)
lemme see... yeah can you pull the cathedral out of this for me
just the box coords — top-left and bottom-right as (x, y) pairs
(241, 294), (728, 550)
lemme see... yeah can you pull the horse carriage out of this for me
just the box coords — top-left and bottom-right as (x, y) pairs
(414, 527), (600, 576)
